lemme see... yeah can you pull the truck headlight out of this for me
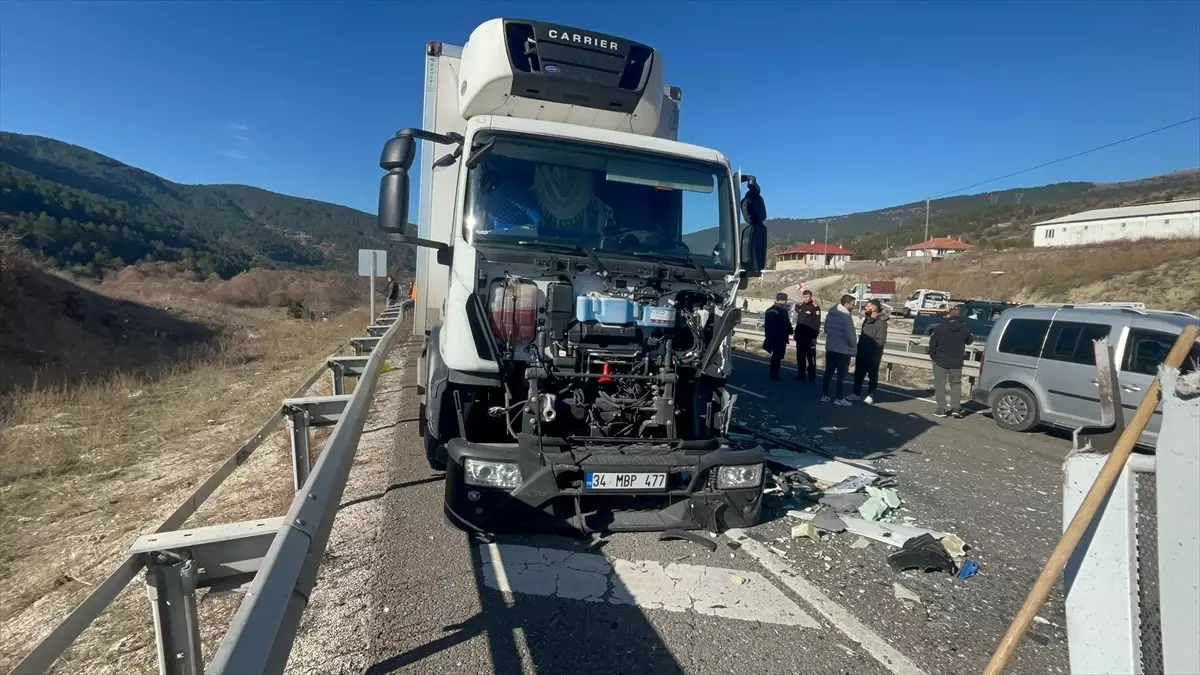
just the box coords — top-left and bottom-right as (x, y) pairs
(464, 459), (522, 490)
(717, 464), (763, 490)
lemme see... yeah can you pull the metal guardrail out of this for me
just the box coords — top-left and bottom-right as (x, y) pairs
(731, 324), (982, 379)
(10, 301), (412, 675)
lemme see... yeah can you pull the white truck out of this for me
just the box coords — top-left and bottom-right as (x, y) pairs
(375, 18), (770, 534)
(900, 288), (951, 317)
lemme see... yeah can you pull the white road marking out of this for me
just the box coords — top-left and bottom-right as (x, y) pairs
(479, 543), (818, 627)
(727, 384), (767, 399)
(725, 529), (928, 675)
(732, 354), (939, 405)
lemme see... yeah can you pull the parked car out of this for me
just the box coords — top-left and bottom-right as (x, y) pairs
(912, 300), (1018, 336)
(972, 304), (1200, 447)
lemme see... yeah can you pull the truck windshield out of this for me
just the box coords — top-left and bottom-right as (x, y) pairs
(462, 132), (736, 269)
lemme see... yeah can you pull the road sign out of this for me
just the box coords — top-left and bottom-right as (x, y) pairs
(358, 249), (387, 278)
(358, 249), (387, 319)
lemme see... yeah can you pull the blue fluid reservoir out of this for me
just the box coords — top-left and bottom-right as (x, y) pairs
(576, 295), (636, 324)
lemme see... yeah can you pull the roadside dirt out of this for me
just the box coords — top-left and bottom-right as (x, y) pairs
(0, 271), (375, 673)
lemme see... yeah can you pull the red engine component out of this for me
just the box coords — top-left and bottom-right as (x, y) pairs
(488, 280), (538, 345)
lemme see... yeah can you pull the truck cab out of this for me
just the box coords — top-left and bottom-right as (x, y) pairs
(374, 19), (769, 534)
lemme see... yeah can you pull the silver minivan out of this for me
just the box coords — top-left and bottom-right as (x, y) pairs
(972, 304), (1200, 447)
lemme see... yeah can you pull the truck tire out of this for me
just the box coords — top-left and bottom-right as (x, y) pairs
(990, 387), (1040, 432)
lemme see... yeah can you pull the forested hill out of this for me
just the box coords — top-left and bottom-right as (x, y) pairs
(0, 132), (413, 277)
(684, 169), (1200, 258)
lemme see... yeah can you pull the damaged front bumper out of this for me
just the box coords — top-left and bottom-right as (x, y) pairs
(442, 438), (764, 534)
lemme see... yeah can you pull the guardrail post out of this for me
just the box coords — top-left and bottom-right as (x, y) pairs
(145, 556), (203, 675)
(286, 406), (311, 492)
(329, 362), (346, 396)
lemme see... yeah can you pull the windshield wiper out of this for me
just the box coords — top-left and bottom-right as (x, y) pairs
(628, 251), (711, 283)
(513, 241), (609, 278)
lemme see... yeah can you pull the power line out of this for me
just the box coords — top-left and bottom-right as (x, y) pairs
(930, 115), (1200, 200)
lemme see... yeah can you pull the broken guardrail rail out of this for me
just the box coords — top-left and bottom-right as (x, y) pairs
(9, 301), (412, 675)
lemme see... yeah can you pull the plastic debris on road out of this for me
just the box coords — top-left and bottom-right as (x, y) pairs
(764, 448), (878, 487)
(886, 533), (958, 575)
(893, 582), (922, 606)
(791, 522), (820, 540)
(857, 486), (902, 521)
(957, 559), (980, 579)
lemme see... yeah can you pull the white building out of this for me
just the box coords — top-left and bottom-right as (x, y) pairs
(774, 241), (853, 270)
(903, 237), (974, 259)
(1032, 199), (1200, 248)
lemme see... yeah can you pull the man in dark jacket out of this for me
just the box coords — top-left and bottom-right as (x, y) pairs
(793, 290), (821, 381)
(850, 299), (888, 403)
(763, 292), (793, 381)
(385, 275), (401, 308)
(927, 306), (975, 418)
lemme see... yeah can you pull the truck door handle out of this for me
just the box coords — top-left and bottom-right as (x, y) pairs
(1121, 385), (1141, 392)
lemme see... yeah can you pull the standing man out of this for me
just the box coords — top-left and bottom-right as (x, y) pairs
(385, 275), (401, 308)
(927, 305), (975, 418)
(793, 290), (821, 381)
(822, 294), (858, 406)
(763, 292), (793, 381)
(849, 299), (888, 403)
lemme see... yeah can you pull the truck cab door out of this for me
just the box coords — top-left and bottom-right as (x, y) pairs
(1117, 328), (1200, 445)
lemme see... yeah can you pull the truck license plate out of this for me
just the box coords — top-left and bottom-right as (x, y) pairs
(585, 472), (666, 490)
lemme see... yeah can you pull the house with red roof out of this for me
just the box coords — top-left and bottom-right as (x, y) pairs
(775, 240), (854, 270)
(903, 237), (973, 259)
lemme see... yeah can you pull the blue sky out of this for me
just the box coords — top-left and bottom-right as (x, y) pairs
(2, 1), (1198, 221)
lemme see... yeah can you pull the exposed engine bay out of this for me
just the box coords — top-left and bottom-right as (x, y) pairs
(455, 255), (743, 450)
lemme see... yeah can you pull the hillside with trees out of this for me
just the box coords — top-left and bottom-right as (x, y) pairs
(684, 169), (1199, 259)
(0, 132), (413, 278)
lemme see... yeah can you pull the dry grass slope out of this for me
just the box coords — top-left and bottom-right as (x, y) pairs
(0, 254), (381, 671)
(889, 239), (1200, 313)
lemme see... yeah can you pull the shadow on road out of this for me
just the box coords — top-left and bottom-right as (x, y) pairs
(731, 353), (942, 463)
(366, 533), (683, 675)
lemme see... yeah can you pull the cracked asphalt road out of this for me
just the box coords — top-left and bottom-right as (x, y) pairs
(285, 340), (1075, 675)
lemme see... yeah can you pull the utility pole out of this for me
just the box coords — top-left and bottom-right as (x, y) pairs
(923, 198), (931, 266)
(924, 198), (930, 242)
(823, 219), (830, 270)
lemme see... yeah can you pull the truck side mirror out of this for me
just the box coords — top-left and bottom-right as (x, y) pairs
(739, 175), (768, 277)
(377, 129), (462, 250)
(379, 135), (415, 235)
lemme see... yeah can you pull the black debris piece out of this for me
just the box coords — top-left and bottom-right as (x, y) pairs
(886, 533), (958, 574)
(660, 529), (719, 552)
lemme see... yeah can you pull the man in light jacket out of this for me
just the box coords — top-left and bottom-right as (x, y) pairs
(849, 299), (888, 404)
(822, 294), (858, 406)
